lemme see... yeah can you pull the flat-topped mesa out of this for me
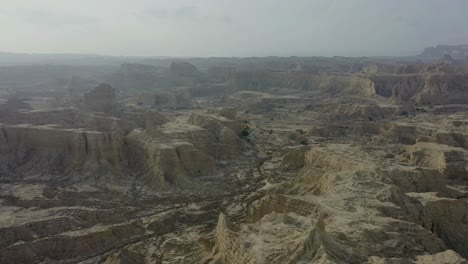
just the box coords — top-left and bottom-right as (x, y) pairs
(126, 130), (216, 191)
(167, 61), (203, 87)
(228, 69), (468, 106)
(0, 124), (127, 185)
(228, 71), (376, 96)
(82, 83), (119, 114)
(124, 112), (247, 190)
(188, 113), (244, 159)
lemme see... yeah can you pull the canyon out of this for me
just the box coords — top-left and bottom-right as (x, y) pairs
(0, 46), (467, 263)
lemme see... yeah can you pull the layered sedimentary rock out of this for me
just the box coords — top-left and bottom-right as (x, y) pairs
(127, 129), (216, 190)
(122, 112), (246, 190)
(371, 74), (468, 105)
(83, 83), (119, 114)
(0, 124), (126, 184)
(188, 113), (244, 159)
(210, 212), (366, 264)
(404, 142), (467, 180)
(229, 69), (468, 106)
(2, 52), (468, 263)
(407, 192), (468, 258)
(229, 71), (376, 96)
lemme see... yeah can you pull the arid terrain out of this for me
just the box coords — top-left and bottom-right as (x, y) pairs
(0, 45), (468, 263)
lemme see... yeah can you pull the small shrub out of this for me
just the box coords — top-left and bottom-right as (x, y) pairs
(296, 129), (305, 135)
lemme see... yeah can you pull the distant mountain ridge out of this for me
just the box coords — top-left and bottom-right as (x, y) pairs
(1, 44), (468, 68)
(418, 45), (468, 60)
(0, 52), (172, 66)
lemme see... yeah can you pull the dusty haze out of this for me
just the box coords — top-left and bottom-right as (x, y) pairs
(1, 0), (468, 57)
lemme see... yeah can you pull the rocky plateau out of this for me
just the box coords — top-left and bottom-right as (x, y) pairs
(0, 46), (467, 263)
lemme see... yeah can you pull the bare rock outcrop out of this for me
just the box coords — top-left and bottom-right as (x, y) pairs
(127, 130), (216, 190)
(407, 193), (468, 258)
(218, 107), (237, 120)
(229, 71), (376, 96)
(188, 113), (244, 159)
(404, 142), (467, 180)
(371, 74), (468, 105)
(83, 84), (119, 114)
(0, 124), (126, 184)
(369, 250), (468, 264)
(280, 147), (307, 171)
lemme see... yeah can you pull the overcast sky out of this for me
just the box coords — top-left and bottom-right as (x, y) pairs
(0, 0), (467, 57)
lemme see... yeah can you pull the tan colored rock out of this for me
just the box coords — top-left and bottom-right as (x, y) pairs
(280, 147), (307, 171)
(369, 250), (468, 264)
(127, 129), (216, 190)
(404, 142), (467, 180)
(0, 124), (126, 184)
(229, 71), (376, 96)
(407, 193), (468, 258)
(219, 107), (237, 119)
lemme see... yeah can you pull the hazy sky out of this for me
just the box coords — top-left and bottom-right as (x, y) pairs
(1, 0), (467, 57)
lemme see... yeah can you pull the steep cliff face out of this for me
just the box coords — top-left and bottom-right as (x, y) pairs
(0, 124), (126, 184)
(188, 113), (244, 159)
(229, 71), (468, 106)
(371, 74), (468, 105)
(407, 193), (468, 258)
(404, 143), (467, 180)
(127, 130), (216, 191)
(229, 71), (376, 96)
(124, 113), (246, 190)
